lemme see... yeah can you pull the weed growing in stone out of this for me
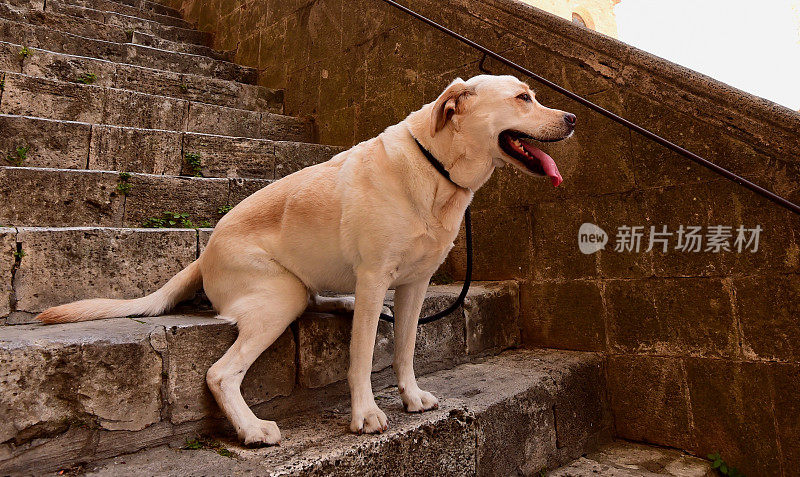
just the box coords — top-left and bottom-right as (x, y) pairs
(184, 152), (203, 177)
(76, 73), (97, 85)
(707, 453), (744, 477)
(142, 211), (196, 228)
(5, 145), (28, 166)
(217, 204), (233, 215)
(13, 249), (25, 259)
(183, 437), (237, 458)
(116, 172), (132, 196)
(180, 83), (189, 93)
(18, 46), (31, 59)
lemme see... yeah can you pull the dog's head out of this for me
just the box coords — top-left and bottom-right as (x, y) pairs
(430, 75), (575, 187)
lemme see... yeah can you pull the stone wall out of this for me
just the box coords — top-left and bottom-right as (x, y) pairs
(160, 0), (800, 474)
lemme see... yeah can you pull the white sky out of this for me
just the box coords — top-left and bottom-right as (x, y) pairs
(615, 0), (800, 110)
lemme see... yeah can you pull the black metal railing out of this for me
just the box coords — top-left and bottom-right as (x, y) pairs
(378, 0), (800, 216)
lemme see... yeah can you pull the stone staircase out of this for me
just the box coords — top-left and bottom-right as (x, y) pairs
(0, 0), (613, 474)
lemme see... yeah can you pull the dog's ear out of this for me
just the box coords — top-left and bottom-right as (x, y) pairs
(430, 78), (474, 137)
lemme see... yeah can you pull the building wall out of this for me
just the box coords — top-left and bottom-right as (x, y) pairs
(160, 0), (800, 474)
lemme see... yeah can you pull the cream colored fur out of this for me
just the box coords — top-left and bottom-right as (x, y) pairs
(37, 75), (574, 445)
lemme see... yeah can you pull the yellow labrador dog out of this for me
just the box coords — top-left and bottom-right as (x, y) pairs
(37, 75), (575, 445)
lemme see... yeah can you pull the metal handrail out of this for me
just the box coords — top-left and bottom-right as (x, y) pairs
(378, 0), (800, 216)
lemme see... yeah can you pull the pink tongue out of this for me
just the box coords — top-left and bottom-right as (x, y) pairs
(524, 144), (563, 187)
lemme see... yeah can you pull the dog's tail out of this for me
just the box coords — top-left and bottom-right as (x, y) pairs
(36, 260), (203, 324)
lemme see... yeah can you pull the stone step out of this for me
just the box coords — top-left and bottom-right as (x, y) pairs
(548, 440), (714, 476)
(45, 0), (210, 47)
(73, 349), (607, 477)
(0, 42), (281, 112)
(0, 17), (256, 82)
(0, 166), (272, 229)
(0, 5), (227, 61)
(0, 74), (310, 139)
(112, 0), (184, 19)
(0, 115), (339, 176)
(0, 282), (533, 475)
(61, 0), (193, 28)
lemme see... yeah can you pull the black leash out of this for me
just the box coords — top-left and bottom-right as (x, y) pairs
(378, 136), (473, 324)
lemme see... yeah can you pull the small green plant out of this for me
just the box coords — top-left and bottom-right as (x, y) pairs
(182, 437), (236, 458)
(180, 83), (189, 93)
(0, 78), (4, 92)
(18, 46), (31, 59)
(142, 211), (195, 228)
(198, 220), (212, 228)
(707, 453), (744, 477)
(116, 172), (132, 196)
(217, 204), (233, 215)
(184, 152), (202, 177)
(13, 249), (26, 259)
(5, 145), (28, 166)
(75, 72), (97, 85)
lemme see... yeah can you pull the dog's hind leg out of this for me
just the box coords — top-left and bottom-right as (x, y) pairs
(308, 294), (393, 318)
(206, 273), (308, 446)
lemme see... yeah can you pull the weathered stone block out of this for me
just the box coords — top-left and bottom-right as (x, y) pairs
(464, 206), (533, 281)
(182, 133), (275, 179)
(734, 274), (800, 362)
(604, 278), (736, 357)
(89, 125), (182, 175)
(0, 168), (123, 227)
(606, 355), (693, 450)
(685, 358), (780, 477)
(274, 141), (343, 178)
(0, 115), (90, 170)
(296, 311), (393, 389)
(122, 174), (229, 227)
(0, 319), (162, 444)
(593, 191), (654, 279)
(530, 199), (598, 280)
(771, 363), (800, 474)
(521, 279), (605, 351)
(0, 228), (15, 318)
(0, 73), (104, 123)
(13, 228), (197, 313)
(103, 88), (187, 130)
(464, 281), (520, 355)
(0, 43), (22, 73)
(226, 177), (272, 205)
(163, 316), (295, 424)
(23, 48), (116, 87)
(413, 288), (468, 375)
(262, 113), (313, 143)
(187, 102), (261, 138)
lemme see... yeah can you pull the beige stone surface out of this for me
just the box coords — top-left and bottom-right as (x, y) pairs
(182, 133), (275, 179)
(0, 167), (124, 227)
(0, 228), (15, 318)
(0, 115), (90, 170)
(13, 227), (197, 313)
(89, 125), (182, 175)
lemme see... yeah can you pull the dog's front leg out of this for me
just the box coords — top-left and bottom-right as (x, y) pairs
(392, 279), (439, 412)
(348, 270), (391, 434)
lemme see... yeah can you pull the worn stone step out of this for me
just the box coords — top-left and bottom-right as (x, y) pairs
(0, 116), (338, 176)
(45, 0), (211, 49)
(0, 74), (310, 139)
(0, 17), (256, 82)
(0, 42), (281, 112)
(74, 349), (607, 477)
(0, 5), (226, 61)
(61, 0), (193, 28)
(0, 166), (272, 229)
(0, 281), (528, 475)
(547, 440), (714, 476)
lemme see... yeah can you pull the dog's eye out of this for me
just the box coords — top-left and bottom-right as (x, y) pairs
(516, 93), (532, 102)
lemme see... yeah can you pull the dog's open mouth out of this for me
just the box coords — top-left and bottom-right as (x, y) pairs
(499, 130), (563, 187)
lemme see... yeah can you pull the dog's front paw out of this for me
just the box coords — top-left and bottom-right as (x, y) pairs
(350, 404), (388, 434)
(400, 387), (439, 413)
(239, 419), (281, 446)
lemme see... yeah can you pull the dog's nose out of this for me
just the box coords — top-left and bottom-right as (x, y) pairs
(564, 113), (577, 127)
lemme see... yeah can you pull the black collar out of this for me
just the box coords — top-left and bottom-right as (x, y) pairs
(411, 134), (467, 190)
